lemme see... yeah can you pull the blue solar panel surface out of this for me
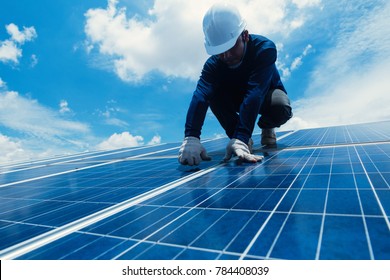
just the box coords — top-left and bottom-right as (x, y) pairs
(0, 121), (389, 260)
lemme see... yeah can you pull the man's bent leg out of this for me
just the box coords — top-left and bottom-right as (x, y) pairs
(258, 89), (292, 129)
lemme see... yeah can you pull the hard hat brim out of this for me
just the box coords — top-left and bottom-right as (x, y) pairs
(204, 21), (246, 55)
(205, 36), (237, 55)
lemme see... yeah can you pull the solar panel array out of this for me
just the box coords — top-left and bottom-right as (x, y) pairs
(0, 121), (389, 260)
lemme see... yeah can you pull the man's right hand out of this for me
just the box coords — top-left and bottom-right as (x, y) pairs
(178, 136), (211, 166)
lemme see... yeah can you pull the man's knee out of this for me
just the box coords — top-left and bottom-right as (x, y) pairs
(268, 89), (293, 127)
(278, 105), (293, 125)
(271, 89), (290, 107)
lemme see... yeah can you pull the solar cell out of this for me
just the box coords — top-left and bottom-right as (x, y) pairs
(0, 121), (389, 260)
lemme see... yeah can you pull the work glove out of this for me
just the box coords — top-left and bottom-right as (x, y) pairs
(178, 136), (211, 166)
(223, 138), (264, 163)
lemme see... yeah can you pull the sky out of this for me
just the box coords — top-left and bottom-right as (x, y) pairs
(0, 0), (389, 163)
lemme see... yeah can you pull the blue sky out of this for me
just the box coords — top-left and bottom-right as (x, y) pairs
(0, 0), (389, 163)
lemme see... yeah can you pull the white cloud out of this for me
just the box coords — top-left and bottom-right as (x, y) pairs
(96, 132), (162, 150)
(0, 23), (37, 64)
(0, 40), (21, 63)
(30, 54), (38, 67)
(0, 89), (96, 163)
(96, 131), (144, 150)
(277, 44), (313, 80)
(0, 134), (26, 163)
(284, 58), (390, 131)
(104, 117), (129, 127)
(0, 90), (90, 146)
(59, 99), (71, 114)
(97, 100), (129, 128)
(84, 0), (321, 82)
(0, 77), (6, 88)
(292, 0), (321, 9)
(0, 133), (83, 164)
(148, 135), (161, 145)
(282, 0), (390, 130)
(6, 23), (37, 44)
(291, 44), (312, 70)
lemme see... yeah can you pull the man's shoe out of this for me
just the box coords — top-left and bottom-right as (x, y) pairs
(261, 128), (276, 146)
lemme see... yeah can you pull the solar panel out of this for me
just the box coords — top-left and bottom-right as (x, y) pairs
(0, 121), (389, 260)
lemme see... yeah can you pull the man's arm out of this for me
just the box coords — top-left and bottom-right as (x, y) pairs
(184, 60), (217, 139)
(179, 62), (216, 165)
(184, 92), (209, 139)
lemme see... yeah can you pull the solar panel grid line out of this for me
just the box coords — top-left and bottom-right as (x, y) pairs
(317, 127), (332, 145)
(0, 173), (133, 204)
(0, 150), (96, 170)
(184, 210), (249, 253)
(369, 125), (389, 141)
(319, 142), (389, 259)
(264, 145), (329, 259)
(0, 165), (219, 260)
(111, 219), (189, 259)
(363, 145), (390, 189)
(375, 146), (390, 187)
(2, 145), (160, 175)
(111, 144), (300, 260)
(142, 210), (226, 259)
(307, 127), (328, 146)
(112, 207), (188, 243)
(1, 143), (183, 181)
(12, 212), (141, 260)
(1, 163), (63, 176)
(348, 144), (378, 258)
(275, 121), (390, 149)
(357, 124), (388, 142)
(0, 144), (182, 189)
(290, 128), (325, 147)
(214, 211), (260, 259)
(348, 147), (375, 260)
(258, 150), (327, 259)
(0, 160), (122, 189)
(63, 234), (127, 260)
(109, 154), (287, 260)
(121, 156), (178, 160)
(0, 144), (168, 175)
(0, 143), (149, 171)
(1, 197), (178, 258)
(353, 145), (390, 230)
(346, 126), (390, 222)
(268, 211), (379, 218)
(122, 213), (254, 260)
(286, 140), (390, 152)
(315, 145), (349, 260)
(119, 237), (238, 261)
(176, 244), (240, 260)
(320, 130), (343, 259)
(239, 148), (319, 260)
(351, 122), (390, 143)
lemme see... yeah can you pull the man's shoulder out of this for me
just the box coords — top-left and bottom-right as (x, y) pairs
(249, 34), (276, 49)
(250, 34), (270, 41)
(248, 34), (277, 65)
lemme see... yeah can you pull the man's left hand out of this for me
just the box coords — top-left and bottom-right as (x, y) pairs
(223, 138), (264, 163)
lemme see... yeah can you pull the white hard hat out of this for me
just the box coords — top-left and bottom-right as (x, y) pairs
(202, 2), (246, 55)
